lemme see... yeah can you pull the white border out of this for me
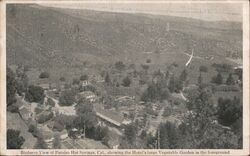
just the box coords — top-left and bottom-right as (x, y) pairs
(0, 0), (249, 155)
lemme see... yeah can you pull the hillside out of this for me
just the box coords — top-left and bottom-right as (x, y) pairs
(7, 4), (242, 77)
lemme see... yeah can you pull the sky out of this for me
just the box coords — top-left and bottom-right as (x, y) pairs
(40, 2), (243, 22)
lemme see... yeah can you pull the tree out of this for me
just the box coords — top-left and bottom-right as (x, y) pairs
(199, 65), (208, 73)
(72, 78), (80, 85)
(146, 58), (151, 63)
(39, 72), (50, 79)
(179, 89), (216, 148)
(7, 68), (17, 106)
(46, 97), (55, 107)
(80, 74), (89, 81)
(34, 137), (48, 149)
(25, 85), (45, 104)
(59, 77), (65, 82)
(211, 72), (223, 85)
(217, 97), (242, 126)
(123, 123), (137, 144)
(168, 75), (183, 93)
(159, 122), (179, 149)
(73, 99), (98, 138)
(198, 72), (203, 85)
(104, 73), (111, 85)
(115, 61), (125, 70)
(179, 69), (188, 82)
(59, 89), (76, 106)
(122, 76), (131, 87)
(53, 133), (61, 149)
(226, 73), (235, 85)
(7, 129), (25, 149)
(15, 65), (29, 96)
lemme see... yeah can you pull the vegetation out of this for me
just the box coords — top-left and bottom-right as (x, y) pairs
(25, 85), (45, 104)
(211, 72), (223, 85)
(226, 73), (235, 85)
(37, 112), (54, 124)
(168, 75), (183, 93)
(53, 133), (61, 149)
(7, 68), (17, 106)
(59, 89), (76, 106)
(80, 74), (89, 81)
(199, 65), (208, 73)
(122, 76), (131, 87)
(217, 97), (242, 126)
(7, 129), (25, 149)
(159, 122), (179, 149)
(212, 63), (233, 73)
(46, 97), (55, 107)
(39, 71), (50, 79)
(141, 80), (169, 102)
(115, 61), (125, 70)
(34, 137), (48, 149)
(59, 77), (65, 81)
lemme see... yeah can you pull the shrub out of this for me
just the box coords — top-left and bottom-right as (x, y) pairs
(7, 129), (25, 149)
(46, 98), (55, 107)
(28, 124), (36, 133)
(146, 59), (151, 63)
(122, 76), (131, 87)
(115, 61), (125, 70)
(7, 105), (19, 113)
(25, 85), (45, 103)
(37, 112), (53, 124)
(59, 77), (65, 81)
(59, 90), (76, 106)
(34, 107), (43, 114)
(80, 74), (89, 81)
(39, 72), (50, 79)
(53, 121), (64, 132)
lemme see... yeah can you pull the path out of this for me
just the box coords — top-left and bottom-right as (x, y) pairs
(185, 49), (194, 66)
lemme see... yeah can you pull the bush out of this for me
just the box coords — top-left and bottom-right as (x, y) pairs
(7, 105), (19, 113)
(25, 85), (45, 103)
(39, 72), (50, 79)
(37, 112), (53, 124)
(7, 129), (25, 149)
(28, 124), (36, 133)
(80, 74), (89, 81)
(115, 61), (125, 70)
(53, 121), (64, 132)
(46, 98), (55, 107)
(122, 76), (131, 87)
(34, 107), (43, 114)
(59, 90), (76, 106)
(72, 78), (80, 85)
(59, 77), (65, 81)
(146, 59), (151, 63)
(199, 65), (208, 73)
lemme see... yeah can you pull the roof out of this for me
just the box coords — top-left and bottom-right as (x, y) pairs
(94, 105), (124, 127)
(78, 91), (95, 96)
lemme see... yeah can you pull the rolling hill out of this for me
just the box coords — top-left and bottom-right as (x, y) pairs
(6, 4), (242, 80)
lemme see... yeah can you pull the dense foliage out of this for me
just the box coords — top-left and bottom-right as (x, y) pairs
(25, 85), (45, 104)
(7, 129), (25, 149)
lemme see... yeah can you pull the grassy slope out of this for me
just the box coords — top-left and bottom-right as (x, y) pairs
(7, 112), (37, 149)
(6, 4), (242, 84)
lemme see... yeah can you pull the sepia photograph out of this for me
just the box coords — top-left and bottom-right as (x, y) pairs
(1, 0), (249, 154)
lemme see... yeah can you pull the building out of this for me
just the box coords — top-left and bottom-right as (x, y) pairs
(94, 105), (124, 128)
(81, 80), (90, 87)
(77, 91), (97, 102)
